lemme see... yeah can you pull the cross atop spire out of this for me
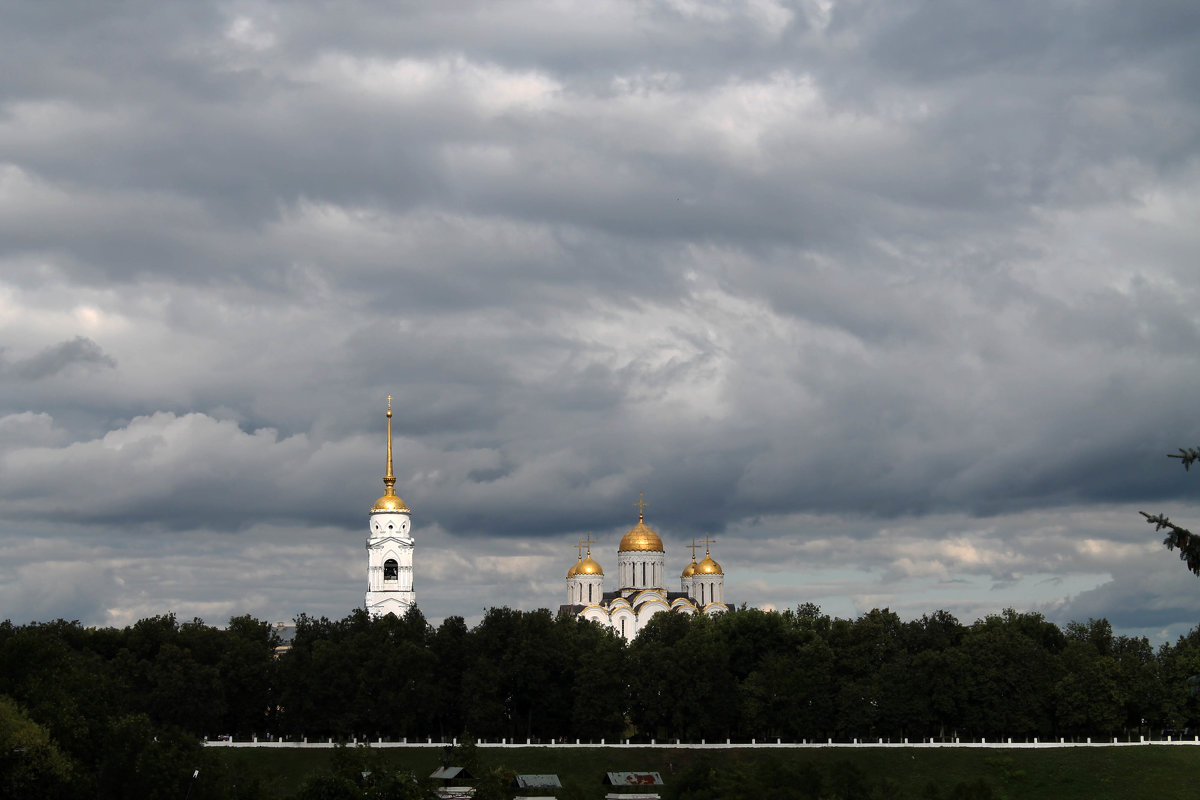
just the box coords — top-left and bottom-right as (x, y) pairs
(700, 533), (717, 555)
(633, 492), (649, 522)
(686, 537), (701, 561)
(580, 532), (596, 555)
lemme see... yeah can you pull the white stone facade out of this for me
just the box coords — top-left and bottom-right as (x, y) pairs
(366, 508), (415, 617)
(566, 570), (604, 606)
(617, 549), (666, 595)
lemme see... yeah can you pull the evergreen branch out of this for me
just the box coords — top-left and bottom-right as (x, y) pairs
(1142, 511), (1200, 576)
(1167, 446), (1200, 471)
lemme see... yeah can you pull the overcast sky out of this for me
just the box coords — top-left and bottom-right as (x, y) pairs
(2, 0), (1199, 641)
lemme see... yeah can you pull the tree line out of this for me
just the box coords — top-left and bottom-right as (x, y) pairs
(3, 605), (1200, 797)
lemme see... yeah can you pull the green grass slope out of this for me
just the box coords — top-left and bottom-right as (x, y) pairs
(213, 745), (1199, 800)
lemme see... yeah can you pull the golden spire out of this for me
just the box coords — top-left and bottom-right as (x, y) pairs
(383, 395), (396, 497)
(372, 396), (409, 512)
(700, 533), (717, 557)
(633, 492), (649, 523)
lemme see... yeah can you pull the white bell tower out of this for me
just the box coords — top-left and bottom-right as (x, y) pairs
(365, 396), (415, 617)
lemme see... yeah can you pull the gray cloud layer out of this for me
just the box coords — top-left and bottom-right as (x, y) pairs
(2, 0), (1198, 638)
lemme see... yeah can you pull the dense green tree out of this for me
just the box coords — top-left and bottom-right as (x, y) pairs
(0, 695), (73, 799)
(627, 611), (699, 739)
(218, 615), (281, 737)
(0, 620), (117, 766)
(903, 612), (969, 739)
(94, 714), (215, 800)
(961, 611), (1062, 738)
(429, 615), (470, 738)
(828, 609), (906, 738)
(561, 615), (628, 740)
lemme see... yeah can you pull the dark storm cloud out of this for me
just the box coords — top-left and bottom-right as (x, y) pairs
(1, 0), (1199, 633)
(3, 336), (116, 380)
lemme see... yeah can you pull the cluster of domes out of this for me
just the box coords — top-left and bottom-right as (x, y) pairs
(564, 495), (729, 640)
(570, 500), (724, 579)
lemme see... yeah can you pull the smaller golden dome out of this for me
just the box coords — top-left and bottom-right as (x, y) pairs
(577, 553), (604, 575)
(567, 557), (581, 578)
(681, 559), (697, 578)
(372, 493), (409, 512)
(696, 551), (723, 575)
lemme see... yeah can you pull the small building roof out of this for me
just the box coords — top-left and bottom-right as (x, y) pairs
(430, 766), (476, 782)
(604, 772), (663, 786)
(516, 774), (562, 788)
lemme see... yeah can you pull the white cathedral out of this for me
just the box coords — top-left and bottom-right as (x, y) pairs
(560, 496), (729, 641)
(363, 399), (729, 635)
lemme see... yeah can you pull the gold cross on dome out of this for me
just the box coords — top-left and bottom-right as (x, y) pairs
(580, 532), (596, 555)
(686, 538), (701, 561)
(633, 492), (649, 521)
(700, 533), (717, 554)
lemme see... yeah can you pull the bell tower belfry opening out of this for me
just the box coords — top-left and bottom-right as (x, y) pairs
(365, 396), (415, 617)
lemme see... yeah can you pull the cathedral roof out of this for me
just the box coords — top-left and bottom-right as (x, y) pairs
(681, 556), (697, 578)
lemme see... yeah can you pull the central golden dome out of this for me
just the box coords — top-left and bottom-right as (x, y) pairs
(619, 521), (664, 552)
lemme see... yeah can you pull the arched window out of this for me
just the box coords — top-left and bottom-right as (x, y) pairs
(384, 559), (398, 581)
(588, 584), (593, 602)
(700, 583), (705, 604)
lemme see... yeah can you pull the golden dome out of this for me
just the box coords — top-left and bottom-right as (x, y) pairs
(619, 521), (664, 552)
(372, 493), (410, 512)
(577, 552), (604, 575)
(567, 557), (581, 578)
(619, 493), (664, 552)
(681, 558), (697, 578)
(696, 551), (723, 575)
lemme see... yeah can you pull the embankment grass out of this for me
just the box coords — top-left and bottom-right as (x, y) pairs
(213, 744), (1199, 799)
